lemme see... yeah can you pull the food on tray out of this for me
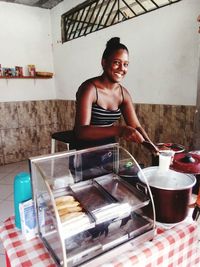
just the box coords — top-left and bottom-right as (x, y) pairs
(55, 195), (75, 204)
(56, 201), (80, 210)
(55, 195), (84, 223)
(60, 212), (84, 223)
(58, 206), (82, 216)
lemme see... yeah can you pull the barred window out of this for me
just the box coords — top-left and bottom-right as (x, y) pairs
(61, 0), (182, 43)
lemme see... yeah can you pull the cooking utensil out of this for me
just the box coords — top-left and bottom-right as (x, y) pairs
(137, 166), (196, 223)
(142, 140), (159, 154)
(135, 126), (159, 153)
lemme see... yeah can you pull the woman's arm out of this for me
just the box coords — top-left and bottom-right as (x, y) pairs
(120, 87), (151, 142)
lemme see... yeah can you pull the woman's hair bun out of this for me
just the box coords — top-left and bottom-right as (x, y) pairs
(102, 37), (128, 60)
(106, 37), (120, 48)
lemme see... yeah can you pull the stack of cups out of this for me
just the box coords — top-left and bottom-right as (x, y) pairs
(158, 150), (175, 172)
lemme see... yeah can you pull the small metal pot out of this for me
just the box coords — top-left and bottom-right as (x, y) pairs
(137, 167), (196, 223)
(171, 151), (200, 194)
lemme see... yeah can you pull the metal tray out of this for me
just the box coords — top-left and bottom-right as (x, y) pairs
(120, 212), (153, 239)
(65, 231), (102, 266)
(70, 180), (123, 223)
(63, 212), (153, 266)
(70, 180), (116, 210)
(95, 174), (150, 211)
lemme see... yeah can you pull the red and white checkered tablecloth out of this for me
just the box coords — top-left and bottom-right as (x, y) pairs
(0, 216), (200, 267)
(0, 216), (55, 267)
(93, 221), (200, 267)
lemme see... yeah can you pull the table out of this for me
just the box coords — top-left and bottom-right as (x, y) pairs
(0, 216), (200, 267)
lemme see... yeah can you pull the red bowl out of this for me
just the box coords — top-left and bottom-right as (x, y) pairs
(157, 143), (185, 153)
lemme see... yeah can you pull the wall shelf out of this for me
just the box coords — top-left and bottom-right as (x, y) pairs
(0, 76), (52, 79)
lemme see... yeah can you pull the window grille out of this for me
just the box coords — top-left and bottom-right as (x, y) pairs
(61, 0), (182, 43)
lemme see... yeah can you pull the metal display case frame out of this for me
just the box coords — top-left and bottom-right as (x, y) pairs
(29, 143), (156, 267)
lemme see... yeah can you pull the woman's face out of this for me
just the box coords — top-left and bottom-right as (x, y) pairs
(102, 49), (129, 83)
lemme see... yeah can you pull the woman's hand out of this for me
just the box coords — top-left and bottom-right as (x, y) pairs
(120, 126), (145, 143)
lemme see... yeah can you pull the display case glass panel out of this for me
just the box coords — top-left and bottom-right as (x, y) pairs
(30, 143), (155, 267)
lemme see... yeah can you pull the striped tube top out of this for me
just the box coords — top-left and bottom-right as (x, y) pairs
(90, 104), (122, 126)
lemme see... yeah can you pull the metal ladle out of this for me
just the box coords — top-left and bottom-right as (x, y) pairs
(142, 140), (160, 154)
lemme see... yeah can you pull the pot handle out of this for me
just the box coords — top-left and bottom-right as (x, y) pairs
(136, 182), (148, 195)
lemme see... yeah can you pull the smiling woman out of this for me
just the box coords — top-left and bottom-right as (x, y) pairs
(72, 37), (158, 152)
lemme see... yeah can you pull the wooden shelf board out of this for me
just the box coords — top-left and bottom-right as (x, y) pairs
(0, 76), (52, 79)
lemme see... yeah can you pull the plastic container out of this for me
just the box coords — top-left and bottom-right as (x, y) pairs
(158, 150), (175, 172)
(14, 172), (32, 229)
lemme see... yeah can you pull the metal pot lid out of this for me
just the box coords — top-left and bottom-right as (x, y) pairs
(156, 143), (185, 153)
(171, 151), (200, 174)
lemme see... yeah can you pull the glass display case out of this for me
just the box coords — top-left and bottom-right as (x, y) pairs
(29, 143), (156, 267)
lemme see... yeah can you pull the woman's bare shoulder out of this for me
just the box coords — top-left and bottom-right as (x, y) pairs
(121, 85), (132, 98)
(120, 85), (134, 106)
(76, 77), (99, 99)
(121, 85), (129, 93)
(80, 77), (100, 89)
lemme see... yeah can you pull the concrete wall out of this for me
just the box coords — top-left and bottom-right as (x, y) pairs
(0, 99), (195, 166)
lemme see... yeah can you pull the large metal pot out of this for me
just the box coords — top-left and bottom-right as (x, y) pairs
(137, 166), (196, 223)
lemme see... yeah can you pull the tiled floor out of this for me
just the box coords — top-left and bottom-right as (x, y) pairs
(0, 160), (30, 267)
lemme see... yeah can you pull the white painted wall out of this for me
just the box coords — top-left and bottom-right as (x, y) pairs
(0, 2), (55, 102)
(51, 0), (200, 105)
(0, 0), (199, 104)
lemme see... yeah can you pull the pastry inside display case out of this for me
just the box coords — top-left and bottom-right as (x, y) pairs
(30, 143), (156, 267)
